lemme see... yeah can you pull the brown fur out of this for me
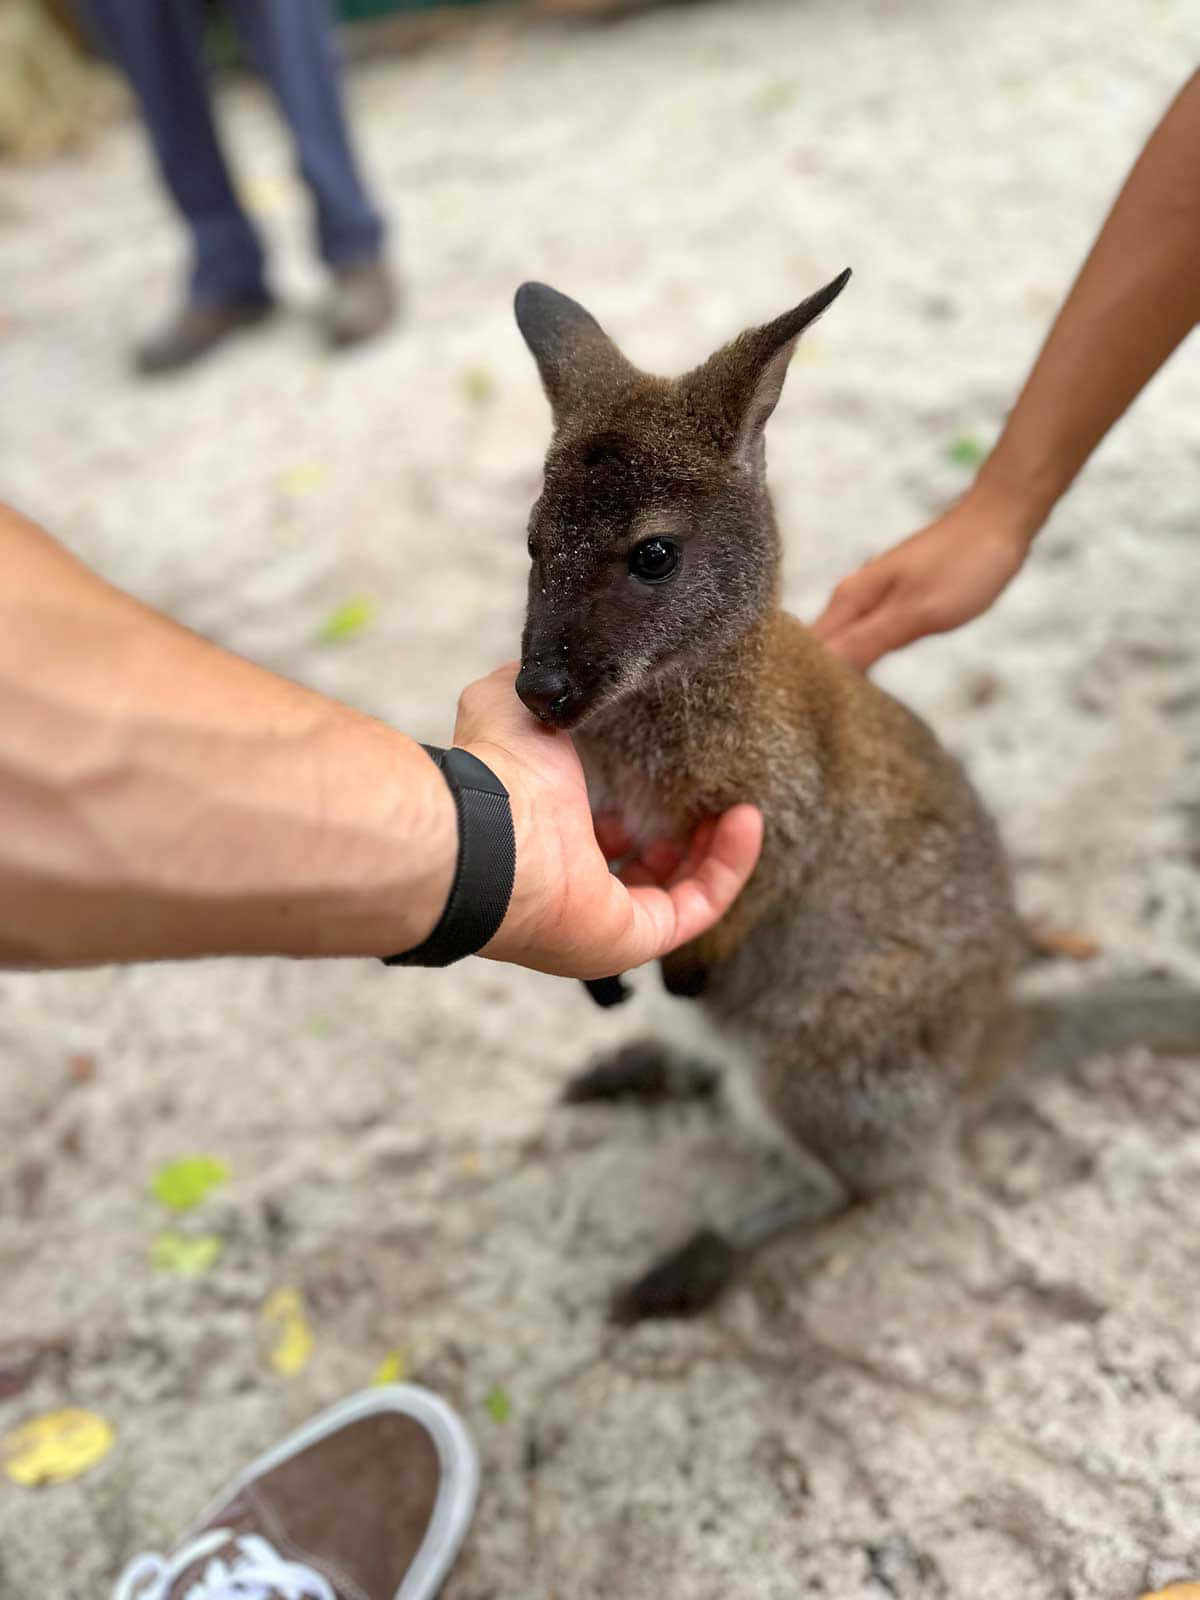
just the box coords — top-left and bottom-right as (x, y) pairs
(515, 273), (1022, 1201)
(512, 277), (1198, 1244)
(583, 606), (1021, 1194)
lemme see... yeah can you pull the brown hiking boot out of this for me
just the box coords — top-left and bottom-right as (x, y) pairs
(326, 259), (397, 349)
(134, 298), (275, 376)
(112, 1385), (478, 1599)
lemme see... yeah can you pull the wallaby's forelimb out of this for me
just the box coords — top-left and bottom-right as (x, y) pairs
(563, 1036), (719, 1105)
(582, 975), (631, 1008)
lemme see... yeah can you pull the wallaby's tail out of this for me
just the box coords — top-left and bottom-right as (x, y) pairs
(1021, 980), (1200, 1074)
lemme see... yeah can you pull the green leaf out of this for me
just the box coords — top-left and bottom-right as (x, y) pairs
(753, 78), (795, 116)
(150, 1232), (224, 1275)
(484, 1385), (511, 1424)
(460, 365), (497, 407)
(946, 435), (986, 469)
(315, 596), (376, 646)
(150, 1156), (230, 1212)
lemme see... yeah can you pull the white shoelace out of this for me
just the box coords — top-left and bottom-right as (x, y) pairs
(113, 1528), (336, 1600)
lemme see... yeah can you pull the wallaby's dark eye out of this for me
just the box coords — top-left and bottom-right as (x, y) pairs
(527, 533), (537, 559)
(628, 538), (681, 585)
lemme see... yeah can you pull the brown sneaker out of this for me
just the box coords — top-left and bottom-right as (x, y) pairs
(112, 1385), (478, 1599)
(326, 259), (397, 349)
(134, 298), (275, 377)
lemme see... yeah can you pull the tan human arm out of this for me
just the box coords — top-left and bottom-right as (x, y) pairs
(0, 502), (760, 973)
(814, 70), (1200, 669)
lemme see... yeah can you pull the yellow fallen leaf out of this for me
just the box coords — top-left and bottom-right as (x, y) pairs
(278, 461), (327, 498)
(240, 173), (295, 219)
(261, 1287), (313, 1377)
(1141, 1587), (1200, 1600)
(373, 1347), (409, 1385)
(2, 1409), (115, 1487)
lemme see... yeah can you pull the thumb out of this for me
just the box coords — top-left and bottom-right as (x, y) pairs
(602, 803), (763, 975)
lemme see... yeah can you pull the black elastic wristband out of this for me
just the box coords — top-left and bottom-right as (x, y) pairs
(383, 746), (516, 968)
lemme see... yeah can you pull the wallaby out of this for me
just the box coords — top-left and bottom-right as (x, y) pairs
(512, 272), (1200, 1321)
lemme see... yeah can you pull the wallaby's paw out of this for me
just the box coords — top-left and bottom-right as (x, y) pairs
(563, 1039), (717, 1105)
(660, 958), (709, 998)
(581, 974), (632, 1008)
(610, 1227), (740, 1323)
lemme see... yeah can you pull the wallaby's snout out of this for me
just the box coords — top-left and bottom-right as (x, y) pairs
(515, 657), (577, 726)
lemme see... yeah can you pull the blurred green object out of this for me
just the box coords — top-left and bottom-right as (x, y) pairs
(150, 1154), (232, 1212)
(338, 0), (494, 16)
(206, 0), (496, 69)
(946, 435), (987, 470)
(315, 595), (377, 645)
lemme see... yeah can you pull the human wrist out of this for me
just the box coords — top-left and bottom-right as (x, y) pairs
(383, 744), (516, 967)
(373, 736), (459, 956)
(191, 711), (460, 963)
(964, 464), (1052, 548)
(455, 741), (537, 961)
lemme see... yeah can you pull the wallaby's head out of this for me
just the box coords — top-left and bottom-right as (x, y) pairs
(512, 269), (850, 728)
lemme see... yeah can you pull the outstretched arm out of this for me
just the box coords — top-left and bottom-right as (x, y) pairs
(814, 68), (1200, 669)
(0, 500), (760, 973)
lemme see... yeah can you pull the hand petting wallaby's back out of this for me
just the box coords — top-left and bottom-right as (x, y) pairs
(512, 275), (1200, 1322)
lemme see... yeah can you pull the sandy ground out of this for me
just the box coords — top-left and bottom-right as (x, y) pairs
(3, 2), (1200, 1595)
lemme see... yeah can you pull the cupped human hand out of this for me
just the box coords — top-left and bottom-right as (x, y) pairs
(453, 665), (763, 979)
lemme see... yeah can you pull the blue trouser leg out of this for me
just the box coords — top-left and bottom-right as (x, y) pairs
(83, 0), (269, 305)
(227, 0), (386, 269)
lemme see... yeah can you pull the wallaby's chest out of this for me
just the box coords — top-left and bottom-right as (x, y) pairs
(575, 664), (802, 859)
(577, 735), (683, 855)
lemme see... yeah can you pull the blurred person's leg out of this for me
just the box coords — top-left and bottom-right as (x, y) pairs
(85, 0), (273, 373)
(228, 0), (395, 346)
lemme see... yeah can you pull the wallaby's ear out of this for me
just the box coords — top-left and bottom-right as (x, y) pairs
(686, 268), (851, 462)
(515, 282), (634, 425)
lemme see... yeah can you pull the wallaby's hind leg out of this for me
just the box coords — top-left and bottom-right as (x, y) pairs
(612, 1158), (849, 1323)
(611, 1227), (740, 1323)
(611, 1047), (956, 1323)
(758, 1046), (960, 1199)
(563, 1035), (720, 1106)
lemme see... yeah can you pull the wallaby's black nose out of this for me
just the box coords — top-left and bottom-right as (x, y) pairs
(516, 663), (576, 725)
